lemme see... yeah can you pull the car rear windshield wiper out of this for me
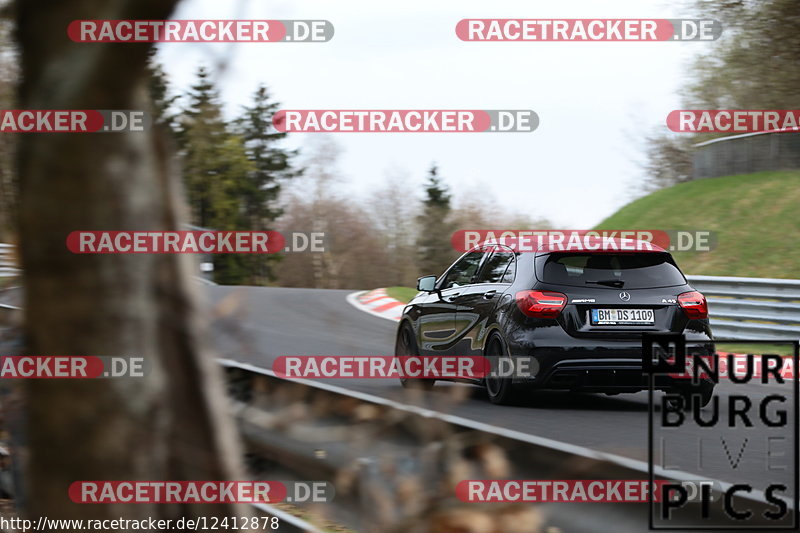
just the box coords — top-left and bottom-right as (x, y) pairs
(585, 279), (625, 288)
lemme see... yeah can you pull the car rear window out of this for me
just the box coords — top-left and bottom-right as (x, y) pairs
(537, 252), (686, 289)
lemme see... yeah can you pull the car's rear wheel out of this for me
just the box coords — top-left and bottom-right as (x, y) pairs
(395, 323), (434, 391)
(682, 382), (714, 409)
(484, 334), (524, 405)
(667, 382), (714, 410)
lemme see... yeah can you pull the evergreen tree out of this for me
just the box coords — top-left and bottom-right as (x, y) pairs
(235, 85), (302, 283)
(415, 165), (456, 276)
(179, 67), (255, 284)
(237, 85), (301, 225)
(145, 51), (179, 132)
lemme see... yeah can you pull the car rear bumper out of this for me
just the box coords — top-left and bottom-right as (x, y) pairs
(527, 358), (713, 392)
(505, 332), (715, 393)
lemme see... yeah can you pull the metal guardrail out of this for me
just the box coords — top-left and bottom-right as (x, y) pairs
(0, 244), (19, 279)
(0, 304), (21, 326)
(221, 360), (798, 532)
(686, 274), (800, 340)
(0, 241), (212, 283)
(693, 129), (800, 179)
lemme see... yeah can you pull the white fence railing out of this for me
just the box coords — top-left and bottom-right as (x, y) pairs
(686, 275), (800, 340)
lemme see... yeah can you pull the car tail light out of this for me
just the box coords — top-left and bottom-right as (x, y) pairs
(516, 290), (567, 319)
(678, 291), (708, 319)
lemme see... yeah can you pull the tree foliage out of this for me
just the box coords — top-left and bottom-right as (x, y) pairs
(415, 165), (457, 277)
(644, 0), (800, 190)
(173, 68), (303, 285)
(235, 85), (301, 283)
(146, 50), (179, 132)
(685, 0), (800, 110)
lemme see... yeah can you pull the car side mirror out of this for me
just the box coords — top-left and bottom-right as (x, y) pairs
(417, 275), (437, 292)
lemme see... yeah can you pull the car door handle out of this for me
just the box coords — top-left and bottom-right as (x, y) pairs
(445, 293), (461, 301)
(483, 290), (497, 299)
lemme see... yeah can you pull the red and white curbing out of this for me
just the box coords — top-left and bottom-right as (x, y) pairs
(347, 288), (407, 322)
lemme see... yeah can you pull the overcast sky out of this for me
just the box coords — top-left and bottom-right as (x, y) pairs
(157, 0), (703, 227)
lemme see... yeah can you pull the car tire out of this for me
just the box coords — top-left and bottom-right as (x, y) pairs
(484, 334), (524, 405)
(395, 322), (435, 391)
(668, 382), (714, 410)
(683, 382), (714, 409)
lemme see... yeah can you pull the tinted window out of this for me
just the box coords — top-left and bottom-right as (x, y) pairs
(538, 253), (685, 289)
(476, 251), (515, 283)
(441, 252), (483, 289)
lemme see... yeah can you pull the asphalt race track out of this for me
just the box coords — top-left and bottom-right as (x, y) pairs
(206, 285), (797, 500)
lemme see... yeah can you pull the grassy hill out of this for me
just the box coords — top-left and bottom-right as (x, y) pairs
(596, 171), (800, 278)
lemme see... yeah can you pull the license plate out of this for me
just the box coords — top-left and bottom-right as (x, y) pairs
(591, 308), (655, 325)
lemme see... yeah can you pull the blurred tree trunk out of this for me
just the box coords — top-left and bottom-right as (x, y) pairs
(15, 0), (246, 521)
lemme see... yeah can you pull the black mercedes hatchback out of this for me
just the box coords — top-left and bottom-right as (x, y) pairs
(395, 240), (715, 405)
